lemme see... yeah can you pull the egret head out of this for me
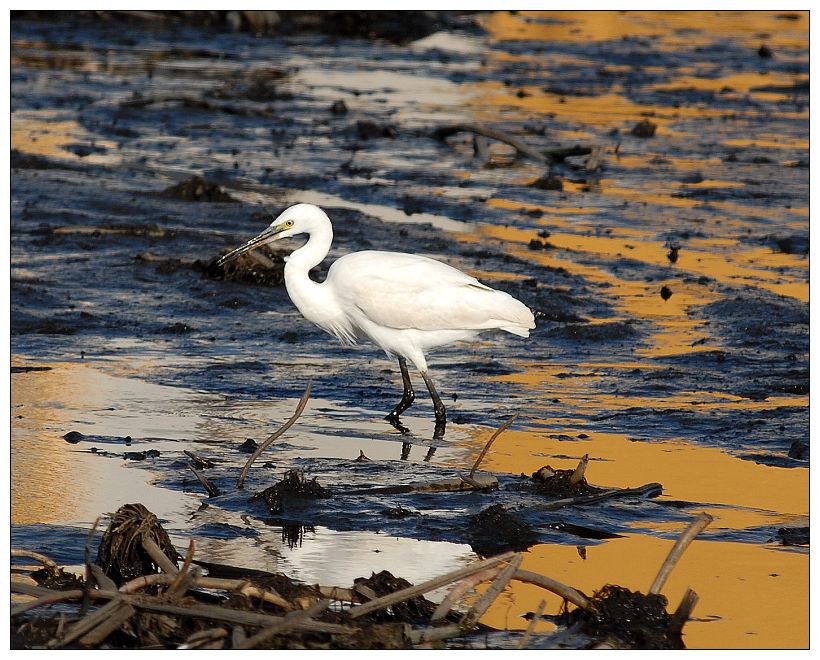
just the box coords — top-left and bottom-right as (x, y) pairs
(216, 203), (330, 266)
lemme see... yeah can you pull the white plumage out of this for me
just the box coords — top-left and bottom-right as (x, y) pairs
(217, 203), (535, 437)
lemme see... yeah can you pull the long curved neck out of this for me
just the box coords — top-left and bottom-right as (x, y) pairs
(287, 218), (333, 274)
(283, 219), (335, 322)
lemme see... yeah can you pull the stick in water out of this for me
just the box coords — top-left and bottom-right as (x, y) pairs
(236, 381), (312, 489)
(649, 512), (713, 595)
(469, 415), (516, 479)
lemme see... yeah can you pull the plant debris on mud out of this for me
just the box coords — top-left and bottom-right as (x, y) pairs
(251, 470), (332, 515)
(563, 585), (683, 649)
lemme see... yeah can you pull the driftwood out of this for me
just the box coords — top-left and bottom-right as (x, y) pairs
(140, 537), (179, 575)
(119, 94), (278, 119)
(184, 450), (215, 469)
(430, 565), (503, 622)
(344, 474), (498, 496)
(12, 508), (709, 650)
(527, 482), (663, 512)
(10, 550), (59, 573)
(669, 588), (699, 634)
(188, 464), (221, 497)
(11, 581), (349, 635)
(460, 553), (523, 629)
(433, 123), (550, 164)
(569, 454), (589, 485)
(512, 569), (593, 611)
(235, 599), (331, 649)
(433, 123), (593, 164)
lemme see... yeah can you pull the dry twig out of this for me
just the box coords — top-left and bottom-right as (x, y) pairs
(469, 415), (516, 479)
(569, 454), (589, 485)
(189, 464), (221, 497)
(141, 537), (179, 575)
(517, 599), (548, 649)
(345, 474), (497, 496)
(460, 553), (523, 629)
(433, 124), (549, 164)
(236, 599), (331, 649)
(512, 569), (593, 611)
(348, 552), (516, 619)
(669, 588), (699, 634)
(167, 540), (196, 596)
(11, 549), (59, 573)
(430, 566), (504, 622)
(236, 381), (312, 489)
(649, 513), (713, 595)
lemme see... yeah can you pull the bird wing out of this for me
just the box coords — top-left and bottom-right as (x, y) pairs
(328, 251), (529, 332)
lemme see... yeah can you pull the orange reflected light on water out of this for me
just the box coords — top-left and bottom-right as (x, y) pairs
(479, 535), (808, 649)
(12, 110), (119, 164)
(462, 425), (808, 648)
(11, 362), (200, 525)
(478, 221), (807, 310)
(467, 9), (808, 650)
(460, 421), (809, 648)
(466, 427), (807, 518)
(484, 11), (808, 51)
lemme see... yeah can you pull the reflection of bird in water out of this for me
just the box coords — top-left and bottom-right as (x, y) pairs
(218, 203), (535, 439)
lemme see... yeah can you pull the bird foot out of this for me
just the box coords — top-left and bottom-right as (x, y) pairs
(385, 413), (410, 434)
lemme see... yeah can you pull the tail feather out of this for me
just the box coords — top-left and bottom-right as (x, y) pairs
(492, 291), (536, 334)
(500, 325), (531, 338)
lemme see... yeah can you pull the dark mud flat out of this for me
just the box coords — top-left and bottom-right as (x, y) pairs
(11, 11), (809, 649)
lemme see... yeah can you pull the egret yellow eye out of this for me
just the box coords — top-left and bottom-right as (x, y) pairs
(284, 220), (294, 228)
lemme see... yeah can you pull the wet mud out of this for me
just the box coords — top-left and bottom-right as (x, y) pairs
(11, 10), (808, 649)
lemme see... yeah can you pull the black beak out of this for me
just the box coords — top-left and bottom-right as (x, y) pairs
(216, 225), (286, 266)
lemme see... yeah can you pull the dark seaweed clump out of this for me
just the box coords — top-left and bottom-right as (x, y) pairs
(531, 465), (603, 498)
(467, 504), (538, 556)
(251, 470), (332, 515)
(351, 570), (439, 624)
(160, 175), (238, 203)
(95, 503), (180, 585)
(565, 585), (683, 649)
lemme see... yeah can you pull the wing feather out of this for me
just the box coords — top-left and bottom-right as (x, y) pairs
(327, 251), (532, 332)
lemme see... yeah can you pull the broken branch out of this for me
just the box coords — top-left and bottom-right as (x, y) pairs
(236, 381), (312, 489)
(433, 123), (550, 164)
(460, 553), (523, 629)
(189, 464), (221, 497)
(10, 549), (59, 573)
(649, 513), (713, 595)
(469, 415), (516, 479)
(669, 588), (699, 634)
(517, 599), (548, 649)
(347, 551), (516, 619)
(569, 454), (589, 485)
(512, 569), (593, 611)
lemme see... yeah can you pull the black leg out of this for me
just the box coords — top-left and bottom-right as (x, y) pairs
(421, 371), (446, 439)
(385, 357), (415, 434)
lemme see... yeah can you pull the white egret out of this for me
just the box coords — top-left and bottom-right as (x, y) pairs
(217, 203), (535, 438)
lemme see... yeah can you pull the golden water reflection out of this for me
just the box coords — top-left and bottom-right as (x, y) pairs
(11, 109), (120, 165)
(466, 14), (807, 647)
(459, 424), (808, 648)
(484, 11), (808, 51)
(480, 535), (808, 649)
(11, 362), (201, 525)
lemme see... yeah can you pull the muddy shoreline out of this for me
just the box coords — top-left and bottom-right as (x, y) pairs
(11, 10), (808, 649)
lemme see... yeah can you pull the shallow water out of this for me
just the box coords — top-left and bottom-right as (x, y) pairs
(10, 10), (808, 649)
